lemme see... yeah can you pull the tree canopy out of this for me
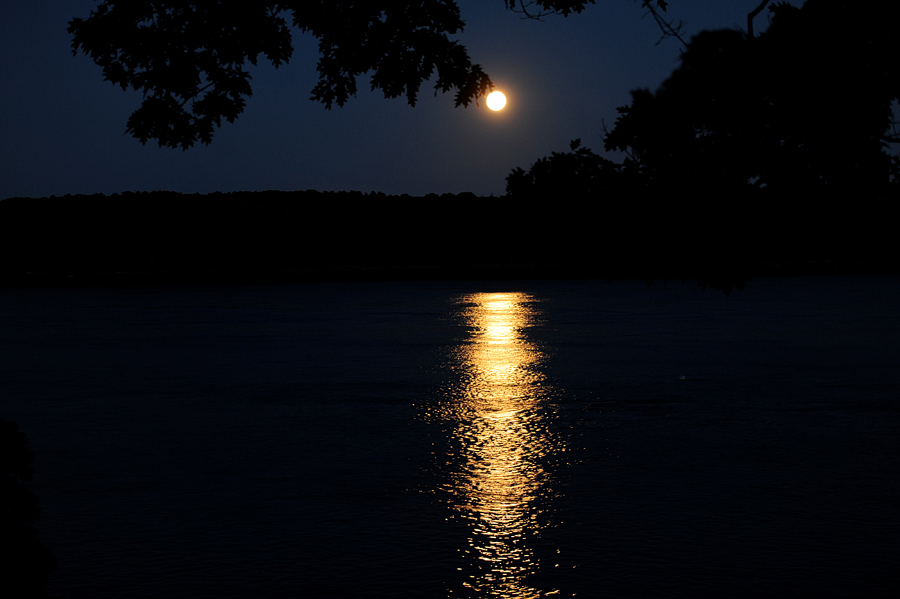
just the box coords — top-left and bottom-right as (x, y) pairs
(506, 0), (899, 291)
(69, 1), (669, 149)
(603, 0), (900, 196)
(511, 0), (900, 198)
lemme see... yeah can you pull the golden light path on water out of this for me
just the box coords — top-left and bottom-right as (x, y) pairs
(440, 292), (562, 598)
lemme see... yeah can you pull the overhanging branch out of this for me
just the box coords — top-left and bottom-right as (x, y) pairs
(642, 3), (687, 48)
(747, 0), (771, 38)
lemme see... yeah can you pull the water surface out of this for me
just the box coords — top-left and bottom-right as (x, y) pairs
(1, 278), (898, 598)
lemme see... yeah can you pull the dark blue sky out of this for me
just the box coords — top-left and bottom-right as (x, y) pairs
(0, 1), (799, 199)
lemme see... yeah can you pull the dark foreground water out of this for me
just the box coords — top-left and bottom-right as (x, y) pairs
(2, 277), (898, 598)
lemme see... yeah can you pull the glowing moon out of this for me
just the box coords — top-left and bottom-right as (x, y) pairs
(486, 91), (507, 111)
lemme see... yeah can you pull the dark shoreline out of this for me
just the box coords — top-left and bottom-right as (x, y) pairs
(3, 260), (897, 292)
(3, 190), (897, 292)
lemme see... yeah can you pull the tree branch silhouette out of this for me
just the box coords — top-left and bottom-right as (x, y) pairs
(70, 1), (498, 149)
(70, 1), (679, 149)
(641, 2), (687, 47)
(747, 0), (771, 38)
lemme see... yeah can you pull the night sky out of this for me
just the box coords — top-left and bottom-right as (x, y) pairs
(1, 1), (800, 200)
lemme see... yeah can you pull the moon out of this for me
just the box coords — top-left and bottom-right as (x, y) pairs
(486, 91), (507, 111)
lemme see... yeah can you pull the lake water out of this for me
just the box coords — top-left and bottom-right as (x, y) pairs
(2, 277), (898, 598)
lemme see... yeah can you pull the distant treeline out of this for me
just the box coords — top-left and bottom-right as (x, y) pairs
(0, 189), (897, 292)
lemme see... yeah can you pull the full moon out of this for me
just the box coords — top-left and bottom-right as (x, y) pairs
(486, 91), (507, 111)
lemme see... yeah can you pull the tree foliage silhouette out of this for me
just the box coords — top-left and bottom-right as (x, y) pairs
(506, 0), (899, 291)
(603, 0), (900, 197)
(506, 139), (622, 198)
(512, 0), (899, 198)
(69, 1), (670, 149)
(1, 418), (56, 599)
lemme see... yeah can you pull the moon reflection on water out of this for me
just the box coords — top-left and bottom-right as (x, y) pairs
(435, 292), (563, 598)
